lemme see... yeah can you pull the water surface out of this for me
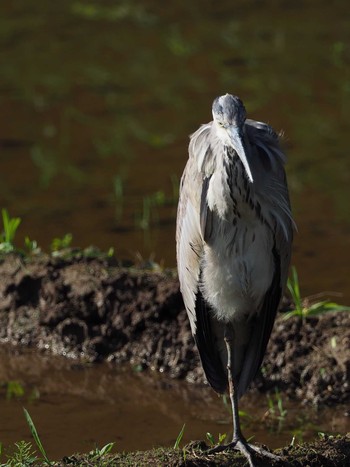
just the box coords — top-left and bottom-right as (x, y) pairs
(0, 348), (348, 460)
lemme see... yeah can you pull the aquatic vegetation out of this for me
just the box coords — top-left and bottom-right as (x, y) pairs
(113, 174), (124, 222)
(136, 190), (166, 230)
(6, 381), (25, 400)
(284, 266), (350, 320)
(170, 173), (180, 203)
(265, 388), (288, 431)
(31, 145), (57, 188)
(135, 177), (179, 231)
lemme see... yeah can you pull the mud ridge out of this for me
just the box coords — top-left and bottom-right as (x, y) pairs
(0, 252), (349, 407)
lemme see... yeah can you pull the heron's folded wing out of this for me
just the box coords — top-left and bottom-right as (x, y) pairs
(176, 161), (203, 335)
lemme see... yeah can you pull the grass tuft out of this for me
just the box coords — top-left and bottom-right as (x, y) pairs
(284, 266), (350, 319)
(0, 208), (21, 252)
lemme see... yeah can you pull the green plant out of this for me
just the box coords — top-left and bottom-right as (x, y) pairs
(173, 424), (186, 449)
(284, 266), (350, 320)
(206, 432), (227, 447)
(5, 441), (38, 466)
(265, 388), (287, 430)
(332, 41), (345, 67)
(88, 442), (114, 460)
(113, 174), (124, 222)
(23, 408), (51, 465)
(0, 209), (21, 252)
(31, 145), (57, 187)
(170, 173), (180, 203)
(50, 233), (73, 252)
(24, 236), (41, 254)
(6, 380), (25, 399)
(136, 190), (166, 230)
(222, 394), (252, 422)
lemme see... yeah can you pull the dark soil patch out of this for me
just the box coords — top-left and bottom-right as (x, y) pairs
(0, 252), (349, 407)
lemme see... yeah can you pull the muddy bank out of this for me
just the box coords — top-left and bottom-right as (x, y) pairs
(0, 252), (349, 406)
(61, 434), (350, 466)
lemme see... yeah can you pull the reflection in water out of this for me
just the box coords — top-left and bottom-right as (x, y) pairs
(0, 347), (348, 461)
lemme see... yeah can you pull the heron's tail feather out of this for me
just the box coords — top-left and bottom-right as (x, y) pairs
(236, 246), (281, 399)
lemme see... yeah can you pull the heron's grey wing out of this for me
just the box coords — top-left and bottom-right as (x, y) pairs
(236, 123), (294, 398)
(200, 175), (213, 242)
(177, 127), (227, 394)
(176, 160), (202, 336)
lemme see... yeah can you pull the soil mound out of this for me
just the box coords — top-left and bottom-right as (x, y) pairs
(0, 252), (349, 406)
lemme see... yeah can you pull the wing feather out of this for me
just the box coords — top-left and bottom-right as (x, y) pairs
(177, 129), (227, 392)
(200, 176), (213, 243)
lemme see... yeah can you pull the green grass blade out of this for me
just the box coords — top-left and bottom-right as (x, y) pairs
(206, 432), (215, 447)
(174, 424), (186, 449)
(1, 208), (21, 244)
(23, 408), (51, 465)
(292, 266), (301, 308)
(99, 442), (114, 456)
(1, 208), (9, 241)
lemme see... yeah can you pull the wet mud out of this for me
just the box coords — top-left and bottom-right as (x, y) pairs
(0, 252), (348, 408)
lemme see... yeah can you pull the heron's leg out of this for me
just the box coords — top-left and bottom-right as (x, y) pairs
(224, 326), (243, 443)
(207, 325), (280, 466)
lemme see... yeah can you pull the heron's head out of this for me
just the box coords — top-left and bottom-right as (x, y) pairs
(212, 94), (253, 183)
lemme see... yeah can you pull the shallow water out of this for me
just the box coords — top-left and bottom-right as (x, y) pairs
(0, 0), (349, 459)
(0, 347), (348, 461)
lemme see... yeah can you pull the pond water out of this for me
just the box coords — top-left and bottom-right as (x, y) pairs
(0, 0), (349, 459)
(0, 0), (349, 301)
(0, 347), (348, 461)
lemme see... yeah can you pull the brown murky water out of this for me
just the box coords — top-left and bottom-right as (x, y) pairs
(0, 347), (348, 461)
(0, 0), (349, 459)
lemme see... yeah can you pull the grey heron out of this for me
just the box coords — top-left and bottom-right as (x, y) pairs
(176, 94), (293, 466)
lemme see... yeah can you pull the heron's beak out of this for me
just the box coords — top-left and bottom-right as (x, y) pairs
(227, 126), (253, 183)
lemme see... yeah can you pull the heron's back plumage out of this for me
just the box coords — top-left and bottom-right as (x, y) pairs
(176, 111), (293, 398)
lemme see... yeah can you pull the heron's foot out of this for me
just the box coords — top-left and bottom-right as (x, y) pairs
(207, 437), (280, 467)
